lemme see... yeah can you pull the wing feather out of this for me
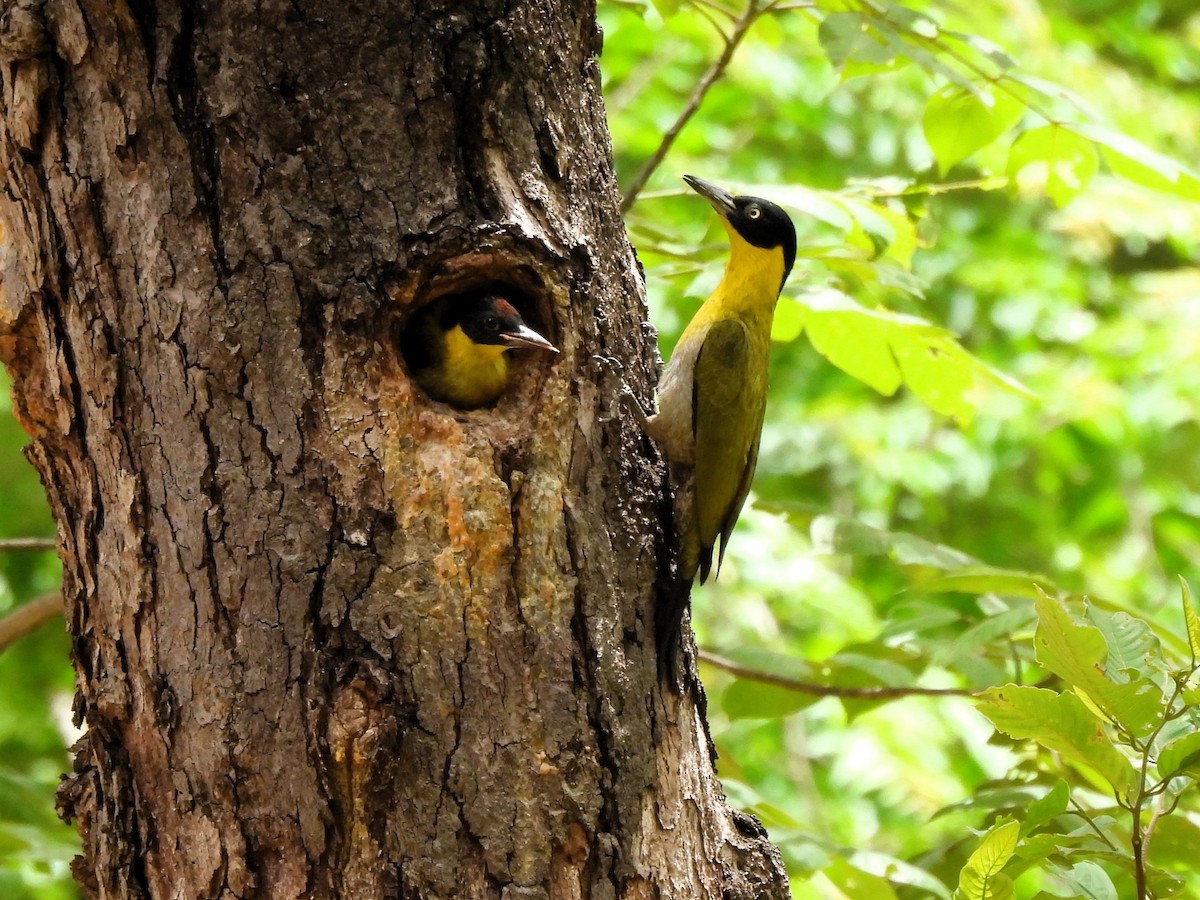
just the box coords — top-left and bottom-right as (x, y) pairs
(691, 318), (766, 583)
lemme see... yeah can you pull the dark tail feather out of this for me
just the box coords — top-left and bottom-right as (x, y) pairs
(656, 572), (693, 693)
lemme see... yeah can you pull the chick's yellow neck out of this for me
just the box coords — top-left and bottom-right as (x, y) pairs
(430, 325), (511, 408)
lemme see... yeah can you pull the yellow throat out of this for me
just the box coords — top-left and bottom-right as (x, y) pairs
(430, 324), (511, 408)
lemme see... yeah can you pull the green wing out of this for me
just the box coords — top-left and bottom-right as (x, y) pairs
(691, 318), (766, 583)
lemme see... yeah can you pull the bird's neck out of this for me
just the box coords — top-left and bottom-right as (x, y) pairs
(711, 230), (788, 326)
(440, 325), (510, 401)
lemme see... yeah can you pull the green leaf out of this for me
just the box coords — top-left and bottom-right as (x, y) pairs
(809, 515), (977, 569)
(1062, 860), (1118, 900)
(923, 85), (1023, 174)
(1180, 577), (1200, 665)
(820, 856), (900, 899)
(831, 192), (920, 265)
(976, 685), (1137, 799)
(794, 289), (1025, 424)
(849, 849), (952, 900)
(818, 12), (898, 69)
(1147, 814), (1200, 872)
(770, 294), (806, 343)
(721, 678), (815, 720)
(1073, 124), (1200, 202)
(1157, 731), (1200, 780)
(798, 289), (903, 395)
(955, 818), (1018, 900)
(912, 568), (1055, 599)
(891, 328), (978, 422)
(1085, 606), (1160, 683)
(1007, 125), (1098, 206)
(933, 606), (1038, 669)
(943, 30), (1016, 73)
(934, 783), (1049, 821)
(1061, 852), (1183, 898)
(1034, 593), (1162, 737)
(1020, 780), (1068, 836)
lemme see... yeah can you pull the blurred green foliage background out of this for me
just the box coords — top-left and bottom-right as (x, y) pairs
(608, 0), (1200, 896)
(0, 367), (77, 899)
(2, 0), (1198, 896)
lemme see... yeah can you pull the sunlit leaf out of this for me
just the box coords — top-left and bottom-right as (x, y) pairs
(809, 515), (977, 569)
(1157, 731), (1200, 781)
(1007, 125), (1099, 206)
(1020, 780), (1068, 836)
(721, 678), (816, 720)
(1180, 577), (1200, 665)
(849, 849), (952, 900)
(956, 818), (1018, 900)
(1084, 606), (1160, 684)
(796, 289), (904, 394)
(770, 294), (806, 343)
(912, 569), (1055, 599)
(1073, 123), (1200, 202)
(792, 289), (1028, 423)
(818, 12), (898, 69)
(923, 85), (1023, 174)
(1034, 592), (1162, 737)
(976, 685), (1137, 799)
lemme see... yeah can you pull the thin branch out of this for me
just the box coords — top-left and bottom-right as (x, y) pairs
(1009, 641), (1023, 686)
(1129, 677), (1186, 900)
(620, 0), (764, 214)
(687, 2), (731, 42)
(1065, 795), (1122, 853)
(697, 650), (975, 698)
(0, 592), (63, 653)
(690, 0), (741, 19)
(0, 537), (57, 552)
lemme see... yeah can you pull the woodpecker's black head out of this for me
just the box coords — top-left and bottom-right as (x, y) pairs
(447, 295), (557, 352)
(684, 174), (797, 284)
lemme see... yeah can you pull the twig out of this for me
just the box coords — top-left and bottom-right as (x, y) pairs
(1066, 795), (1121, 853)
(0, 592), (63, 652)
(697, 650), (975, 698)
(620, 0), (765, 213)
(0, 537), (57, 552)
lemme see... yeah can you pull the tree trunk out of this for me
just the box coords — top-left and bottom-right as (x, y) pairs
(0, 0), (788, 896)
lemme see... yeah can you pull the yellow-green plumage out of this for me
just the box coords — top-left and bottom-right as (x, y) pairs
(647, 176), (796, 684)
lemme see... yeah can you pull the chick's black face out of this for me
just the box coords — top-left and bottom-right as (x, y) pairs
(449, 296), (524, 346)
(729, 196), (796, 269)
(443, 294), (558, 353)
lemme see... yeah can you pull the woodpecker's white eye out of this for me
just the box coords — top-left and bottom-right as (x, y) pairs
(747, 206), (761, 219)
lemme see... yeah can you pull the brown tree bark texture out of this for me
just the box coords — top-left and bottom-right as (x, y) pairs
(0, 0), (788, 897)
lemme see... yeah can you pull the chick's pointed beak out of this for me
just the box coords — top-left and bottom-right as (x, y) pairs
(501, 323), (559, 353)
(683, 174), (737, 219)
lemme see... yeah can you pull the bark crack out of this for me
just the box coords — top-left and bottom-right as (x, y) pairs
(164, 3), (228, 278)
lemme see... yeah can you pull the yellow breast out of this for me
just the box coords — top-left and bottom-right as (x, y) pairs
(420, 325), (512, 409)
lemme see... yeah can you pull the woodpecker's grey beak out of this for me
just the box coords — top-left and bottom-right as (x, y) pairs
(501, 324), (558, 353)
(683, 174), (737, 219)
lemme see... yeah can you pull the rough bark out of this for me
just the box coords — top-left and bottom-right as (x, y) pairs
(0, 0), (789, 897)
